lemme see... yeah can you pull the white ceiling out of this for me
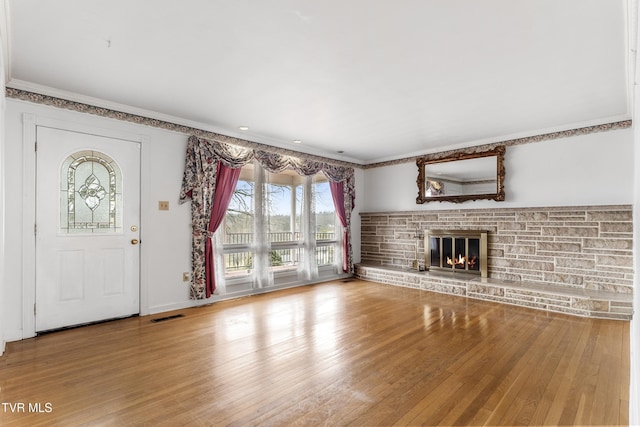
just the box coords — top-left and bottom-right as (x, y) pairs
(3, 0), (634, 165)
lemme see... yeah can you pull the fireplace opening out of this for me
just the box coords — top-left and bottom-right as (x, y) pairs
(425, 230), (488, 277)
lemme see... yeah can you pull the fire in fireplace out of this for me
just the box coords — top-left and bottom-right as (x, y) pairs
(425, 230), (488, 277)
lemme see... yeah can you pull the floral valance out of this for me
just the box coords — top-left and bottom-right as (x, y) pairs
(180, 135), (355, 205)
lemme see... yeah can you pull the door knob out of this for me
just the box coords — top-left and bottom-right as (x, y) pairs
(131, 239), (139, 245)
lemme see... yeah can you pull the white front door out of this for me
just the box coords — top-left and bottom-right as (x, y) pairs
(35, 126), (141, 332)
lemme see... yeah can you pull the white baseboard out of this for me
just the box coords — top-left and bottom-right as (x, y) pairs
(147, 300), (210, 315)
(146, 274), (353, 316)
(4, 329), (24, 343)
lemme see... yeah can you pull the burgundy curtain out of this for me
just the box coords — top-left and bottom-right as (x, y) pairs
(205, 161), (241, 297)
(330, 181), (349, 272)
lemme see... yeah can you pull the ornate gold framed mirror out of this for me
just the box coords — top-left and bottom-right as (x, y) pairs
(416, 146), (505, 204)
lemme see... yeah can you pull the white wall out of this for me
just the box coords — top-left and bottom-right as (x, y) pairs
(632, 104), (640, 426)
(3, 99), (197, 340)
(0, 9), (7, 356)
(361, 128), (634, 212)
(351, 167), (364, 264)
(630, 20), (640, 421)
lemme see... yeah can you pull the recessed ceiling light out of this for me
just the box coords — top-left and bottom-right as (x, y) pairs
(293, 140), (302, 144)
(238, 126), (249, 131)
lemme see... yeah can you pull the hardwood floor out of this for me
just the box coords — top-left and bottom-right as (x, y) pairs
(0, 279), (629, 426)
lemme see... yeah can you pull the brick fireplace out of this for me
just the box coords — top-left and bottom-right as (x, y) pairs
(356, 205), (633, 319)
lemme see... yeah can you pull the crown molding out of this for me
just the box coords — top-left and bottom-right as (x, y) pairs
(5, 84), (363, 169)
(362, 119), (632, 169)
(5, 79), (365, 166)
(5, 82), (632, 171)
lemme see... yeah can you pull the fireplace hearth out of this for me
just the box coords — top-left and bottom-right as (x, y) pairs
(425, 230), (488, 277)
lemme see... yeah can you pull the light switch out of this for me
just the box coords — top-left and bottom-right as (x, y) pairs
(158, 201), (169, 211)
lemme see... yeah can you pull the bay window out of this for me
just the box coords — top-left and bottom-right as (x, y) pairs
(180, 136), (354, 300)
(217, 161), (340, 294)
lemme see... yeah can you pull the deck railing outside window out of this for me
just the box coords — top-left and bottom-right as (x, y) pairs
(224, 232), (336, 272)
(225, 232), (335, 244)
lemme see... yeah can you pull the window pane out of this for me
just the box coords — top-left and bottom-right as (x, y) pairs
(224, 252), (253, 274)
(224, 166), (254, 245)
(222, 165), (255, 280)
(60, 150), (122, 234)
(312, 175), (336, 241)
(316, 244), (334, 266)
(266, 170), (303, 243)
(270, 248), (300, 269)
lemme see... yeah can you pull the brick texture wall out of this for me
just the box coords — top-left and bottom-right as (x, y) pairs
(360, 205), (633, 294)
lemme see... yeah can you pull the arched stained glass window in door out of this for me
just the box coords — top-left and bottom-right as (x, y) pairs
(60, 150), (122, 233)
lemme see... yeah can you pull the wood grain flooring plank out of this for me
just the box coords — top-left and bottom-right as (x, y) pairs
(0, 279), (629, 426)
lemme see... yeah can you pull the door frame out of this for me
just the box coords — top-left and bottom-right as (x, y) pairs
(21, 114), (148, 338)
